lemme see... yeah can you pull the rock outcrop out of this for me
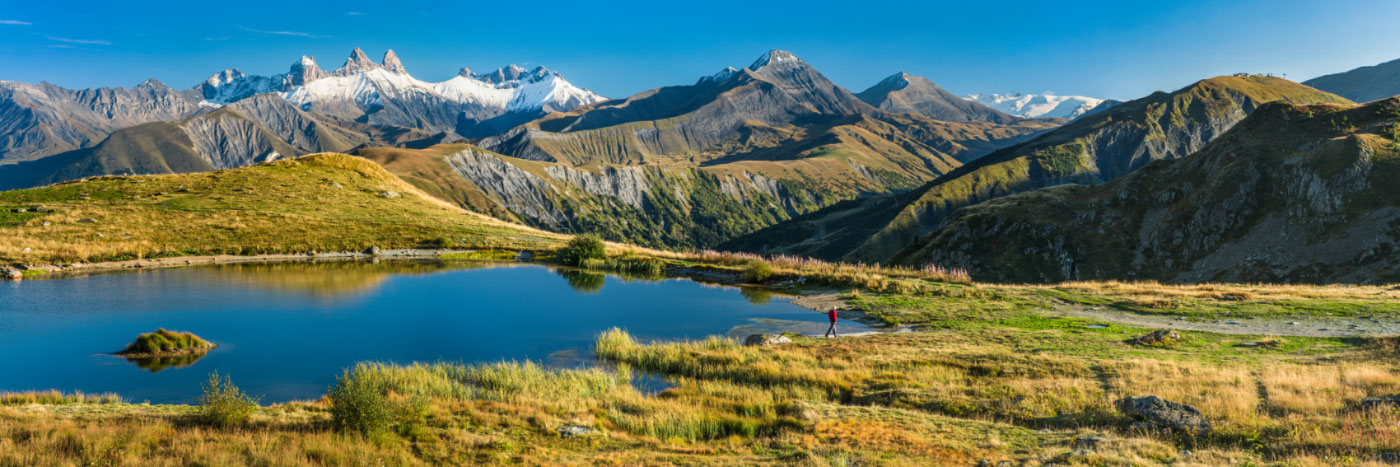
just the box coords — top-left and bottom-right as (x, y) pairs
(1115, 395), (1212, 435)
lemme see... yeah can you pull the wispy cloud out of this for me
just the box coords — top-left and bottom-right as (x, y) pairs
(0, 19), (30, 25)
(203, 36), (228, 41)
(46, 35), (112, 45)
(345, 11), (364, 16)
(45, 44), (99, 51)
(238, 25), (326, 39)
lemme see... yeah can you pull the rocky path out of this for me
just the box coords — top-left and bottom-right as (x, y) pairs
(1050, 304), (1400, 337)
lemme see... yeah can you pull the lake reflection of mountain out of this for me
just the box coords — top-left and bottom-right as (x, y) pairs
(181, 260), (514, 298)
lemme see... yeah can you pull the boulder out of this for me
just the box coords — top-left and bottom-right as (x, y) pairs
(557, 424), (596, 438)
(1072, 435), (1112, 451)
(77, 218), (98, 223)
(744, 334), (792, 347)
(364, 246), (381, 256)
(2, 268), (21, 281)
(1114, 396), (1211, 435)
(1362, 394), (1400, 410)
(1131, 330), (1182, 346)
(377, 190), (401, 199)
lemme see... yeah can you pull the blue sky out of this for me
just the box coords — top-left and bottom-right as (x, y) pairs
(2, 0), (1398, 100)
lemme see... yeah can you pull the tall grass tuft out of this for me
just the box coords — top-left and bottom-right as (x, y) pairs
(197, 371), (259, 428)
(690, 249), (972, 288)
(0, 390), (122, 405)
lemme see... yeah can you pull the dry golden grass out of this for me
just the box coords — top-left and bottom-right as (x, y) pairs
(1044, 280), (1400, 302)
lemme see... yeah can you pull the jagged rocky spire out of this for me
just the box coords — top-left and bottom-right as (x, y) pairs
(382, 49), (407, 74)
(288, 56), (325, 85)
(339, 47), (378, 75)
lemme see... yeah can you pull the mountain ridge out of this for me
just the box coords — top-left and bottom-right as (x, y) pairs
(856, 72), (1017, 124)
(908, 97), (1398, 283)
(723, 75), (1353, 263)
(1304, 57), (1400, 103)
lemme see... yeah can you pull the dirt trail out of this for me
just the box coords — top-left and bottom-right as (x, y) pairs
(1050, 304), (1400, 337)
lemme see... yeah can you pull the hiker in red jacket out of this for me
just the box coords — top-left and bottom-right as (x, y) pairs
(825, 307), (839, 338)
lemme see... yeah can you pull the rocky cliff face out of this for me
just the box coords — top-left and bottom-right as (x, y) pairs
(359, 144), (839, 249)
(912, 98), (1400, 284)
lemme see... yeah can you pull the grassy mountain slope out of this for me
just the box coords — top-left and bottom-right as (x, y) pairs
(358, 114), (1054, 251)
(1304, 57), (1400, 103)
(0, 153), (560, 263)
(908, 97), (1400, 283)
(725, 76), (1352, 263)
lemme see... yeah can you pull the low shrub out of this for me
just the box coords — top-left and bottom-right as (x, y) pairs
(197, 372), (259, 427)
(329, 367), (395, 435)
(557, 234), (605, 266)
(743, 260), (773, 283)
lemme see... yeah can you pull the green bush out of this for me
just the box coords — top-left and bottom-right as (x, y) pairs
(743, 260), (773, 283)
(557, 234), (606, 266)
(329, 367), (394, 435)
(197, 372), (259, 428)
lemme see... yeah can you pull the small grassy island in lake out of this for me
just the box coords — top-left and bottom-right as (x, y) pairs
(116, 329), (217, 359)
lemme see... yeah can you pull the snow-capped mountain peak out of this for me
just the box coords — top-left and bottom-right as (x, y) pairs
(750, 49), (801, 70)
(962, 92), (1105, 119)
(193, 48), (606, 117)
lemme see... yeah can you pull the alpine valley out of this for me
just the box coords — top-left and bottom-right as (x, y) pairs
(13, 14), (1400, 465)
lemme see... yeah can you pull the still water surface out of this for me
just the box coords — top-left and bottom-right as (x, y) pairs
(0, 261), (869, 403)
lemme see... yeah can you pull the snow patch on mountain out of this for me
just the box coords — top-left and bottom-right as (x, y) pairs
(962, 92), (1104, 119)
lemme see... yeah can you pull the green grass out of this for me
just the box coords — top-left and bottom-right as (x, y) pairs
(0, 154), (564, 264)
(119, 328), (213, 356)
(0, 390), (122, 406)
(439, 249), (519, 261)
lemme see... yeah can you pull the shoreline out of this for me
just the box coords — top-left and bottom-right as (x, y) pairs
(1, 248), (510, 281)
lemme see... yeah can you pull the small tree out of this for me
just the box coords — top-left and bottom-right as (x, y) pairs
(558, 234), (606, 266)
(198, 372), (259, 428)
